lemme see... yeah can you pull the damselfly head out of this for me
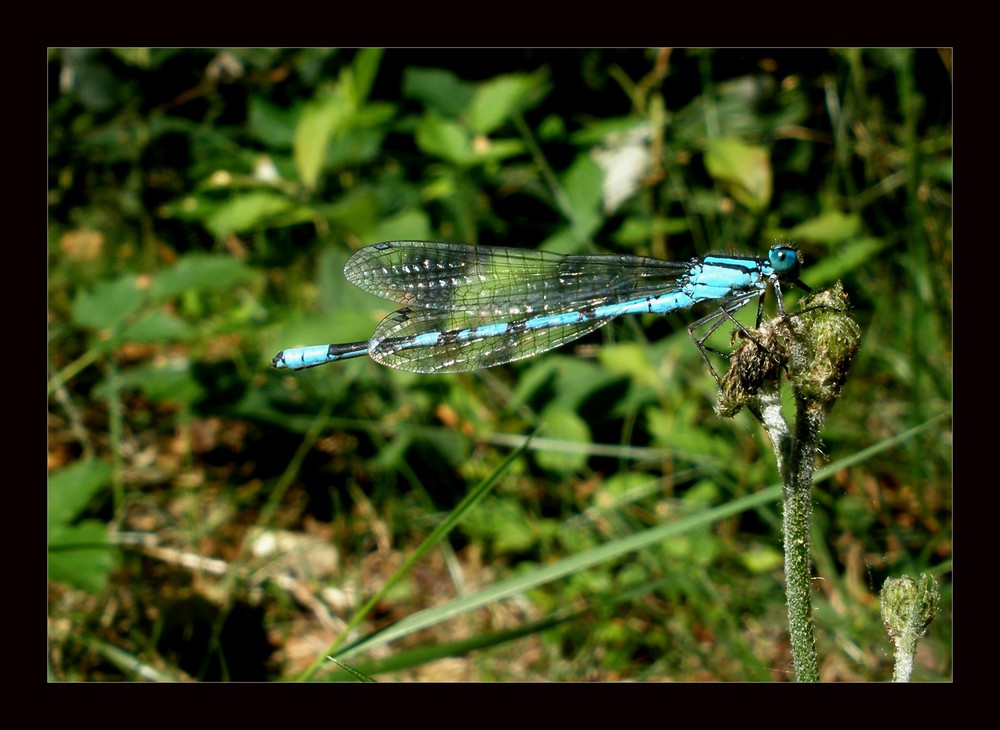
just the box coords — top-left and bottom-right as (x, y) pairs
(768, 242), (811, 293)
(768, 243), (802, 277)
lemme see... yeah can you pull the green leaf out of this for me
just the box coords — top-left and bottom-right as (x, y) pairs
(599, 472), (657, 499)
(558, 154), (605, 239)
(509, 356), (560, 411)
(788, 210), (862, 243)
(317, 189), (382, 239)
(120, 310), (192, 343)
(597, 343), (659, 390)
(471, 137), (526, 164)
(562, 154), (604, 219)
(403, 67), (475, 117)
(704, 138), (772, 212)
(535, 406), (591, 474)
(369, 209), (434, 244)
(739, 545), (784, 573)
(468, 71), (548, 135)
(325, 128), (387, 169)
(294, 93), (352, 190)
(150, 254), (254, 300)
(805, 237), (886, 287)
(203, 191), (305, 237)
(415, 113), (473, 164)
(464, 497), (537, 554)
(646, 403), (733, 460)
(49, 522), (119, 593)
(48, 460), (114, 529)
(247, 96), (298, 149)
(546, 358), (620, 413)
(570, 116), (648, 146)
(348, 48), (384, 106)
(613, 216), (690, 246)
(71, 275), (147, 332)
(928, 155), (952, 184)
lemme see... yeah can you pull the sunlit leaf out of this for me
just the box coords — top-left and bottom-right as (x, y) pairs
(558, 154), (604, 239)
(789, 210), (862, 243)
(704, 138), (772, 212)
(294, 94), (352, 190)
(415, 113), (472, 164)
(203, 191), (306, 237)
(48, 460), (114, 529)
(120, 310), (192, 343)
(535, 406), (591, 474)
(805, 237), (886, 287)
(403, 67), (475, 117)
(468, 71), (548, 135)
(71, 275), (147, 332)
(348, 48), (384, 107)
(49, 522), (119, 593)
(151, 254), (254, 300)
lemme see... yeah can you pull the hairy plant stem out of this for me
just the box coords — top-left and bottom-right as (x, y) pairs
(718, 282), (860, 681)
(773, 397), (822, 682)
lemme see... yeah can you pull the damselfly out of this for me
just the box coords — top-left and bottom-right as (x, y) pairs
(271, 241), (810, 380)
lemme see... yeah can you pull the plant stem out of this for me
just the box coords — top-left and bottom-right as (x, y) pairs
(718, 282), (860, 681)
(779, 398), (823, 682)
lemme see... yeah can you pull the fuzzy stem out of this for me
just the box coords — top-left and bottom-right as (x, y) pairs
(718, 282), (860, 681)
(780, 399), (823, 682)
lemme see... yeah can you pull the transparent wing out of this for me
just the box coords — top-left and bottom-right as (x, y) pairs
(344, 241), (690, 316)
(367, 307), (614, 373)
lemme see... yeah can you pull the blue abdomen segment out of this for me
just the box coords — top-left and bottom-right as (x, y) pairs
(272, 342), (370, 370)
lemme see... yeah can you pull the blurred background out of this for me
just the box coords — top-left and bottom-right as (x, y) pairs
(47, 48), (952, 681)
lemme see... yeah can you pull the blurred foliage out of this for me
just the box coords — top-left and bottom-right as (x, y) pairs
(48, 48), (951, 682)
